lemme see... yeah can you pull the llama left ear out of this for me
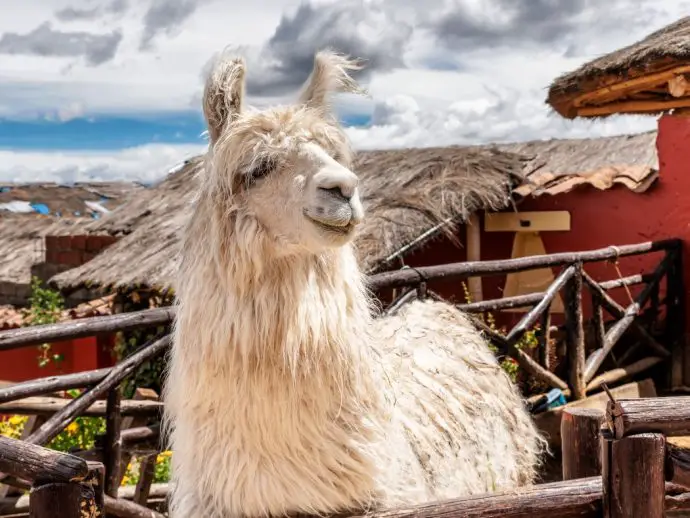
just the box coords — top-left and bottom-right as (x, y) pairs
(298, 50), (368, 111)
(202, 53), (246, 145)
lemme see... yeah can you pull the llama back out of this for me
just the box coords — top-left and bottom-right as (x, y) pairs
(372, 298), (546, 499)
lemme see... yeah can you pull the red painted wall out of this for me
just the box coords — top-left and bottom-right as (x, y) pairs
(400, 114), (690, 339)
(0, 335), (117, 383)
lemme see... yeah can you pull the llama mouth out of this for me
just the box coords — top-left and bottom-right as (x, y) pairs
(305, 215), (354, 235)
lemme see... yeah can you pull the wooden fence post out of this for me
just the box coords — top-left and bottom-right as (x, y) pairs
(29, 481), (86, 518)
(602, 432), (665, 518)
(565, 263), (586, 400)
(561, 407), (604, 480)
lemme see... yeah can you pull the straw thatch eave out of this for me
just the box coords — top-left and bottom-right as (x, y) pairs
(547, 16), (690, 119)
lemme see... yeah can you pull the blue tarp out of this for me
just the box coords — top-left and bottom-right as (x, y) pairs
(29, 202), (50, 215)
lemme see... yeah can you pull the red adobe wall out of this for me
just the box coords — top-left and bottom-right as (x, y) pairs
(0, 334), (117, 383)
(401, 114), (690, 339)
(45, 234), (118, 269)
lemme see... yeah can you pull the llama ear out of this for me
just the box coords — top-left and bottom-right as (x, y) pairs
(298, 50), (367, 110)
(202, 54), (246, 145)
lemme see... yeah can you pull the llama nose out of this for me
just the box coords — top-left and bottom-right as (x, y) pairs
(313, 165), (359, 199)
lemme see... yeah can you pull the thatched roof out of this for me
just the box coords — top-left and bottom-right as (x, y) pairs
(0, 215), (93, 284)
(50, 148), (527, 291)
(0, 182), (144, 216)
(50, 131), (660, 293)
(547, 16), (690, 119)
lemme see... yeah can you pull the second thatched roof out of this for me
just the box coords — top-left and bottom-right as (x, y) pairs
(49, 131), (659, 293)
(547, 16), (690, 119)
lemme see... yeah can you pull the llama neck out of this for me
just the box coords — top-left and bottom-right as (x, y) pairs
(176, 204), (374, 380)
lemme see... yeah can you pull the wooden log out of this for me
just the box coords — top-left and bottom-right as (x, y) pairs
(0, 396), (162, 417)
(564, 264), (586, 400)
(0, 307), (173, 352)
(120, 424), (160, 446)
(25, 335), (170, 446)
(85, 461), (105, 516)
(666, 439), (690, 488)
(461, 273), (650, 317)
(116, 388), (160, 488)
(533, 379), (656, 451)
(468, 315), (568, 391)
(104, 388), (123, 498)
(666, 491), (690, 512)
(367, 239), (679, 290)
(602, 433), (665, 518)
(584, 252), (671, 383)
(0, 369), (111, 404)
(103, 495), (166, 518)
(586, 357), (664, 392)
(29, 481), (90, 518)
(0, 483), (170, 513)
(383, 288), (417, 316)
(0, 415), (46, 499)
(538, 303), (552, 371)
(0, 436), (87, 485)
(561, 407), (605, 480)
(591, 294), (606, 362)
(458, 291), (545, 313)
(582, 272), (670, 359)
(350, 477), (602, 518)
(607, 396), (690, 439)
(506, 266), (575, 344)
(133, 454), (156, 506)
(599, 274), (649, 291)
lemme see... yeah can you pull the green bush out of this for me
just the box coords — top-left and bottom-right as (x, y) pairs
(22, 277), (65, 368)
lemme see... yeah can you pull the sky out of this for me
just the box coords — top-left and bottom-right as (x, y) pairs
(1, 0), (688, 184)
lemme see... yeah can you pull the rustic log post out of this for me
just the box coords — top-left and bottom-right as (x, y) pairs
(561, 407), (605, 480)
(602, 432), (665, 518)
(104, 386), (123, 497)
(565, 263), (586, 400)
(86, 461), (105, 515)
(29, 481), (87, 518)
(133, 454), (157, 506)
(538, 304), (552, 371)
(591, 293), (606, 361)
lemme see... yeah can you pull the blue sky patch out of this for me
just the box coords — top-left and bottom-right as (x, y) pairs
(0, 110), (373, 151)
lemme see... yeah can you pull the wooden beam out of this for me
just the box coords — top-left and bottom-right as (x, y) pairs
(573, 64), (690, 107)
(577, 97), (690, 117)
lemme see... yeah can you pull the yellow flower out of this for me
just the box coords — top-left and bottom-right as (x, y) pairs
(66, 421), (79, 435)
(8, 416), (25, 426)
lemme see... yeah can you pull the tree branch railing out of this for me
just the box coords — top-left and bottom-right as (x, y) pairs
(0, 238), (683, 516)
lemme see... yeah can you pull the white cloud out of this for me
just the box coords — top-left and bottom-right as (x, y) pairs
(0, 143), (205, 184)
(0, 0), (687, 183)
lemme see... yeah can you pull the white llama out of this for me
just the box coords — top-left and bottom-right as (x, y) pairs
(164, 50), (545, 518)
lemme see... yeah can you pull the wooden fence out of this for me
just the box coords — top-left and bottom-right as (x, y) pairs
(0, 238), (684, 516)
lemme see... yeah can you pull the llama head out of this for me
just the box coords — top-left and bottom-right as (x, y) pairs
(202, 49), (368, 255)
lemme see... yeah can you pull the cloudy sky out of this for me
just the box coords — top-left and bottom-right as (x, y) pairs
(1, 0), (688, 184)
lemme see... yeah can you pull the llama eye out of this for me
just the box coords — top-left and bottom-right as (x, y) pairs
(246, 158), (275, 186)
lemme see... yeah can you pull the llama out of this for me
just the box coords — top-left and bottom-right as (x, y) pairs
(164, 49), (546, 518)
